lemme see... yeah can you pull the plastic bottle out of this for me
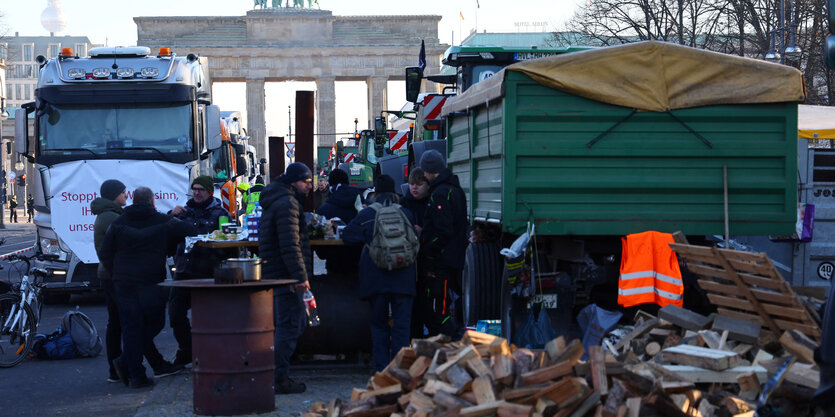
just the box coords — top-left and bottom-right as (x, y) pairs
(247, 203), (262, 242)
(303, 289), (321, 327)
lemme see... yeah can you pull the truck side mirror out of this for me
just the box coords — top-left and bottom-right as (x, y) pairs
(205, 105), (223, 150)
(336, 140), (345, 165)
(232, 143), (248, 177)
(14, 108), (29, 155)
(259, 158), (267, 176)
(405, 67), (422, 103)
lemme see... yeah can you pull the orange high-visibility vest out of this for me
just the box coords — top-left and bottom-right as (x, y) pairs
(618, 231), (683, 308)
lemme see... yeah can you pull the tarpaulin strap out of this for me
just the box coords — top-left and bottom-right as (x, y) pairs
(665, 110), (714, 149)
(586, 109), (638, 148)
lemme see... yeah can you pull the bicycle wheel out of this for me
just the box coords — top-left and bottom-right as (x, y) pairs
(0, 293), (36, 367)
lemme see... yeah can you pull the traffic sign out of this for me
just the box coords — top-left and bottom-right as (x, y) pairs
(10, 178), (14, 184)
(8, 172), (15, 180)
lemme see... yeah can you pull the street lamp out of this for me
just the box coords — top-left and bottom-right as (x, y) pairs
(765, 0), (802, 65)
(0, 97), (8, 230)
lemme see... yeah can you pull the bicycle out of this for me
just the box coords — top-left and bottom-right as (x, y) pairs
(0, 252), (55, 367)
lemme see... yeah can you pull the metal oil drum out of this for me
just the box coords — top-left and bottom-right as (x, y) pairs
(190, 283), (277, 415)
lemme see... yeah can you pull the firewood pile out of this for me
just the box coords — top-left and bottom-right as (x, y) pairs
(305, 303), (822, 417)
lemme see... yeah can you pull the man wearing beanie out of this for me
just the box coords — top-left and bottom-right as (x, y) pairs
(259, 162), (314, 394)
(99, 187), (198, 388)
(316, 168), (362, 223)
(341, 175), (417, 371)
(417, 149), (468, 338)
(94, 180), (183, 383)
(168, 175), (232, 366)
(92, 179), (182, 383)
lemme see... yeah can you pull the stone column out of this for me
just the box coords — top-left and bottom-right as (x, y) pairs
(315, 77), (336, 148)
(245, 78), (267, 159)
(366, 77), (388, 129)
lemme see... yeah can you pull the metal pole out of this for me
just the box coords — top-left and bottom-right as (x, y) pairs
(723, 165), (730, 248)
(780, 0), (786, 64)
(0, 139), (5, 230)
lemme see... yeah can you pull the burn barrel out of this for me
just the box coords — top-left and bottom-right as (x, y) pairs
(161, 279), (293, 416)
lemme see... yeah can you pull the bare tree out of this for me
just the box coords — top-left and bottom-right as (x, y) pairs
(554, 0), (835, 104)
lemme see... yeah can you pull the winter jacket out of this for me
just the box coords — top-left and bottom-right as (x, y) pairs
(99, 204), (197, 284)
(259, 181), (313, 284)
(341, 193), (417, 300)
(172, 197), (232, 278)
(316, 184), (361, 223)
(400, 191), (429, 228)
(312, 188), (329, 210)
(420, 168), (469, 269)
(91, 197), (123, 281)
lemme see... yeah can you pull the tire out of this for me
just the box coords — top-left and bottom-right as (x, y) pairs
(461, 242), (504, 327)
(0, 294), (36, 368)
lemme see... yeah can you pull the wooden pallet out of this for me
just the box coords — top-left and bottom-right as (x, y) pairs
(669, 243), (821, 343)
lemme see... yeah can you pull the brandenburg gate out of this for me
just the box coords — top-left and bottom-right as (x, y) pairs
(134, 7), (448, 156)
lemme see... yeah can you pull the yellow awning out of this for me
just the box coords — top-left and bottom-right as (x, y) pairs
(798, 104), (835, 139)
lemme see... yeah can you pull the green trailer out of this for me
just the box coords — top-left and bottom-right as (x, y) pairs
(441, 41), (806, 338)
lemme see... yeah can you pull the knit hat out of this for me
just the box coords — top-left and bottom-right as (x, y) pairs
(281, 162), (313, 185)
(328, 168), (349, 186)
(374, 175), (395, 195)
(100, 179), (126, 201)
(419, 150), (446, 174)
(192, 175), (214, 192)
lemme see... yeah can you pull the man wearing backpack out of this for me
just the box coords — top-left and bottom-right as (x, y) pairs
(417, 150), (469, 339)
(342, 175), (418, 371)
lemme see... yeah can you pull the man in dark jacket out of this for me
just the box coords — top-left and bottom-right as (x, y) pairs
(259, 162), (314, 394)
(168, 175), (232, 366)
(400, 168), (431, 338)
(312, 176), (329, 210)
(9, 196), (17, 223)
(26, 194), (34, 222)
(342, 175), (416, 371)
(92, 180), (182, 384)
(316, 169), (361, 223)
(99, 187), (197, 388)
(418, 150), (469, 338)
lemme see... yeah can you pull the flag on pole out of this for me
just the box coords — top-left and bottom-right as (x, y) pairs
(460, 11), (465, 20)
(418, 40), (426, 74)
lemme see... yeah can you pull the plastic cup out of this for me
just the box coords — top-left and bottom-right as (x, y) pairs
(218, 216), (229, 230)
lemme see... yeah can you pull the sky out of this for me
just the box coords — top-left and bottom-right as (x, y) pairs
(0, 0), (579, 147)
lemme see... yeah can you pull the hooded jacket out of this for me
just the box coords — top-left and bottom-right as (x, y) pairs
(99, 204), (197, 284)
(91, 197), (123, 281)
(316, 184), (361, 223)
(172, 197), (231, 277)
(400, 190), (429, 228)
(259, 181), (313, 284)
(341, 193), (417, 299)
(421, 168), (469, 269)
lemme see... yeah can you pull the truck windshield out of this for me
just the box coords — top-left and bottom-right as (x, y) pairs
(458, 64), (503, 93)
(38, 102), (194, 161)
(210, 144), (230, 181)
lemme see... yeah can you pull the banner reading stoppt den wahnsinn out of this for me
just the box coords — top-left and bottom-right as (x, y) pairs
(49, 160), (191, 264)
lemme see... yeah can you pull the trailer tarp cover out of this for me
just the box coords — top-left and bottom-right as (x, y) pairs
(442, 41), (806, 115)
(798, 104), (835, 139)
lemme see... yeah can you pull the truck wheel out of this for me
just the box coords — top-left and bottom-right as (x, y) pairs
(461, 242), (503, 327)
